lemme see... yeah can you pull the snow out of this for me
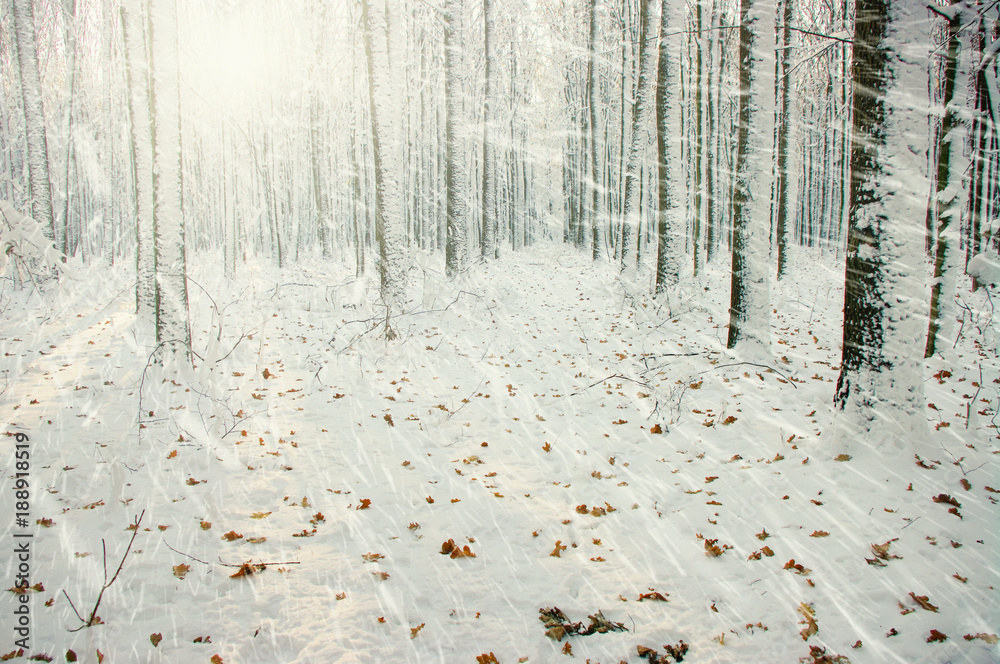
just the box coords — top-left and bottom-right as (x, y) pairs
(968, 251), (1000, 286)
(1, 244), (997, 663)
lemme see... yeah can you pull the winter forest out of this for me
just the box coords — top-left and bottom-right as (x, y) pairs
(1, 0), (999, 661)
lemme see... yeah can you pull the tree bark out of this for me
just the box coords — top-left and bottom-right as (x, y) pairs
(11, 0), (56, 240)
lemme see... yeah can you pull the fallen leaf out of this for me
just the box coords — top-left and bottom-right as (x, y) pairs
(250, 512), (271, 519)
(357, 498), (371, 510)
(550, 540), (568, 557)
(963, 633), (998, 644)
(927, 630), (948, 643)
(798, 603), (818, 641)
(150, 633), (162, 647)
(221, 531), (243, 542)
(932, 494), (960, 508)
(172, 564), (190, 579)
(362, 552), (385, 563)
(908, 592), (939, 612)
(410, 623), (425, 639)
(810, 530), (830, 538)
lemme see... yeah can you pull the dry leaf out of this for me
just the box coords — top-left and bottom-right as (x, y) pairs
(211, 656), (224, 664)
(927, 630), (948, 643)
(221, 531), (243, 542)
(150, 633), (162, 647)
(784, 559), (811, 575)
(908, 592), (939, 612)
(756, 529), (770, 541)
(798, 603), (818, 641)
(704, 538), (730, 557)
(963, 633), (999, 644)
(166, 450), (177, 459)
(834, 454), (851, 461)
(932, 494), (960, 508)
(200, 521), (212, 530)
(362, 552), (385, 563)
(410, 623), (425, 639)
(356, 498), (371, 510)
(550, 540), (568, 557)
(172, 564), (190, 579)
(250, 512), (271, 519)
(810, 530), (830, 538)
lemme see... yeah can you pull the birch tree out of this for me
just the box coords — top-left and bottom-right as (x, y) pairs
(11, 0), (56, 240)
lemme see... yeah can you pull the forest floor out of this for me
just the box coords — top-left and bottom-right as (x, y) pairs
(1, 244), (998, 664)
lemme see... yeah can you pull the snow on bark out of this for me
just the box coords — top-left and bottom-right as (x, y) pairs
(122, 0), (156, 318)
(620, 0), (656, 274)
(835, 0), (931, 441)
(11, 0), (55, 240)
(149, 0), (191, 352)
(654, 0), (682, 293)
(444, 0), (468, 279)
(362, 0), (406, 305)
(725, 0), (773, 359)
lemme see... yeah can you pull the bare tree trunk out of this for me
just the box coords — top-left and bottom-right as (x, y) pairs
(149, 0), (191, 356)
(444, 0), (468, 278)
(121, 0), (155, 317)
(620, 0), (655, 273)
(11, 0), (56, 240)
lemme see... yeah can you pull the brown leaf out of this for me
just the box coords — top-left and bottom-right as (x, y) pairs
(720, 415), (737, 425)
(637, 589), (669, 602)
(550, 540), (568, 557)
(211, 656), (225, 664)
(221, 531), (243, 542)
(649, 424), (662, 434)
(908, 592), (939, 612)
(784, 559), (811, 575)
(356, 498), (371, 510)
(384, 413), (394, 427)
(200, 521), (212, 530)
(761, 545), (774, 557)
(927, 629), (948, 643)
(756, 529), (770, 541)
(172, 564), (190, 579)
(704, 539), (730, 557)
(932, 493), (961, 507)
(362, 553), (385, 563)
(476, 654), (499, 664)
(963, 633), (999, 644)
(150, 633), (162, 647)
(797, 603), (818, 641)
(834, 454), (851, 461)
(810, 530), (830, 538)
(166, 450), (177, 459)
(410, 623), (425, 639)
(66, 650), (77, 662)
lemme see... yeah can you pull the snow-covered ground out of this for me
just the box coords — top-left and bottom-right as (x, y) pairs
(2, 245), (997, 663)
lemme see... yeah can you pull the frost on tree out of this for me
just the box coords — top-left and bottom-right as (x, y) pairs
(444, 0), (468, 279)
(654, 0), (682, 293)
(619, 0), (656, 273)
(834, 0), (929, 432)
(149, 0), (191, 353)
(122, 0), (156, 318)
(361, 0), (405, 316)
(11, 0), (55, 240)
(726, 0), (773, 357)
